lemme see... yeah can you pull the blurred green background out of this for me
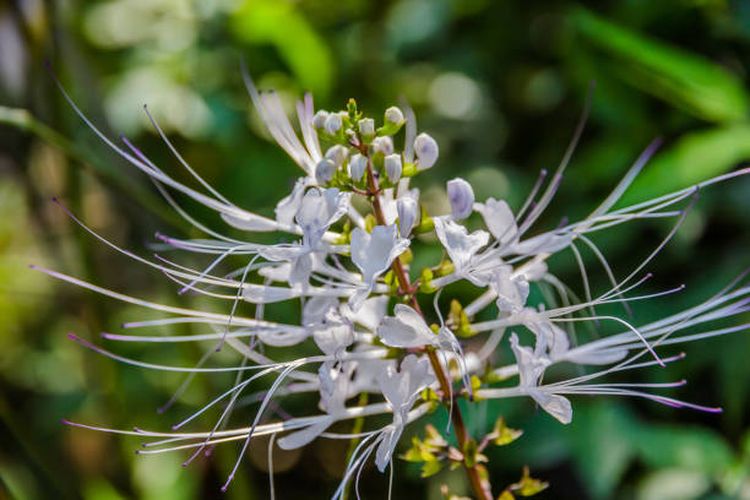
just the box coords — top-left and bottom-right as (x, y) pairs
(1, 0), (750, 499)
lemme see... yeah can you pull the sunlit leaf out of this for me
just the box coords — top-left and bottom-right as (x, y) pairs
(573, 8), (750, 123)
(231, 0), (334, 98)
(620, 125), (750, 203)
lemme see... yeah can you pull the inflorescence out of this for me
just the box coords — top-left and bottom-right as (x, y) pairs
(38, 68), (750, 499)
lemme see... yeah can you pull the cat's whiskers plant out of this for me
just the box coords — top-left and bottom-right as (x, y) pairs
(36, 67), (750, 499)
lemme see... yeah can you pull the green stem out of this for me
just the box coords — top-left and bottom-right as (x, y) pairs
(362, 154), (493, 500)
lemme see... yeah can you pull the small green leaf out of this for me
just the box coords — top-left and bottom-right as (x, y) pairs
(420, 459), (443, 478)
(449, 300), (476, 338)
(463, 439), (479, 468)
(511, 467), (548, 497)
(492, 417), (524, 446)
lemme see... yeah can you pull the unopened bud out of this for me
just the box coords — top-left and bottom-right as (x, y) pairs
(315, 158), (336, 184)
(372, 136), (394, 156)
(348, 153), (367, 182)
(312, 110), (329, 130)
(384, 154), (403, 183)
(397, 196), (419, 238)
(358, 118), (375, 137)
(385, 106), (404, 126)
(414, 133), (439, 170)
(324, 113), (343, 135)
(325, 145), (349, 167)
(447, 178), (475, 220)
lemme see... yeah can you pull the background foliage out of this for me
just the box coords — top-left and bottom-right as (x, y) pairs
(1, 0), (749, 499)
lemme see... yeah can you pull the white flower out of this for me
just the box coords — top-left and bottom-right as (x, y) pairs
(414, 132), (439, 170)
(433, 216), (490, 285)
(46, 67), (750, 498)
(511, 232), (573, 256)
(278, 361), (351, 449)
(372, 136), (394, 156)
(348, 153), (368, 182)
(312, 311), (354, 356)
(274, 177), (309, 226)
(349, 224), (410, 310)
(303, 296), (340, 326)
(324, 112), (343, 135)
(377, 304), (437, 348)
(492, 266), (530, 315)
(295, 188), (350, 249)
(358, 118), (375, 136)
(340, 295), (389, 332)
(244, 76), (322, 176)
(384, 154), (402, 183)
(375, 355), (435, 471)
(312, 110), (329, 129)
(447, 178), (474, 220)
(510, 333), (572, 424)
(397, 195), (419, 238)
(325, 145), (349, 167)
(315, 158), (336, 184)
(259, 188), (350, 286)
(384, 106), (405, 126)
(527, 316), (569, 360)
(474, 197), (518, 246)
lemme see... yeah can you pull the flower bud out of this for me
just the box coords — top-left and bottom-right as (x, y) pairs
(358, 118), (375, 137)
(384, 154), (403, 183)
(325, 145), (348, 167)
(414, 132), (439, 170)
(348, 153), (367, 182)
(372, 136), (394, 156)
(447, 178), (474, 220)
(384, 106), (404, 126)
(397, 196), (419, 238)
(324, 113), (343, 135)
(315, 158), (336, 184)
(312, 110), (329, 130)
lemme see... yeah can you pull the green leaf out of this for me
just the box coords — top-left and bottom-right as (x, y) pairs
(568, 403), (637, 500)
(634, 425), (734, 475)
(573, 8), (750, 123)
(231, 0), (334, 98)
(491, 417), (524, 447)
(620, 125), (750, 204)
(511, 467), (548, 497)
(420, 459), (443, 478)
(463, 439), (479, 468)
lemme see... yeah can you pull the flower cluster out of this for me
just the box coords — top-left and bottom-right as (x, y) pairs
(41, 69), (750, 499)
